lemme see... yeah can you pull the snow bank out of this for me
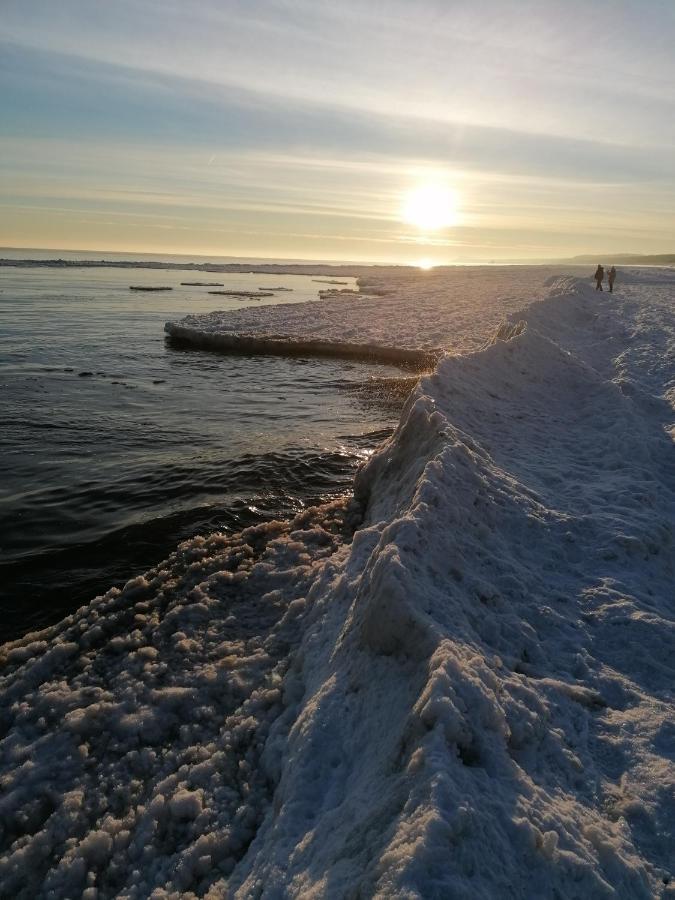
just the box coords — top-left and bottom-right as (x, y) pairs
(2, 268), (675, 897)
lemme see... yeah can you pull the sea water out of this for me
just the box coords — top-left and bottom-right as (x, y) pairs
(0, 263), (407, 639)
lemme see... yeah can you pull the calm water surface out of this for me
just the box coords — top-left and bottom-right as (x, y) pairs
(0, 266), (409, 639)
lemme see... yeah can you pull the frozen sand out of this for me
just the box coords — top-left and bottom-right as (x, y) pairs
(2, 267), (675, 898)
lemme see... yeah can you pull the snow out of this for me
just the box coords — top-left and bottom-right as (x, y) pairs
(2, 266), (675, 897)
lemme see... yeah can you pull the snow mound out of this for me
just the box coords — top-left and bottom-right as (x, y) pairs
(2, 271), (674, 897)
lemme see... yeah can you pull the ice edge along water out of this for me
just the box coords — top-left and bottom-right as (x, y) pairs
(1, 270), (674, 899)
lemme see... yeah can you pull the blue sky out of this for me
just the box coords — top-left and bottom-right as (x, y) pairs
(2, 0), (674, 262)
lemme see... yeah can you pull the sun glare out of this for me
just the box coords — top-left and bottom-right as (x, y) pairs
(417, 258), (434, 270)
(402, 184), (460, 231)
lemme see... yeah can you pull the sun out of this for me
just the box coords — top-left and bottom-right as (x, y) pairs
(402, 184), (460, 231)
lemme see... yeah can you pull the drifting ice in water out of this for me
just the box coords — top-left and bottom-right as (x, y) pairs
(129, 285), (173, 292)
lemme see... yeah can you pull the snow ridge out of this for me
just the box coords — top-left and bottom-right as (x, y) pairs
(230, 275), (675, 898)
(2, 271), (675, 898)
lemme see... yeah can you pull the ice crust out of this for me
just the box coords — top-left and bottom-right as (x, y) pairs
(2, 268), (675, 898)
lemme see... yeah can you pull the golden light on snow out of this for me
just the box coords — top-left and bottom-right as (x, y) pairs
(402, 184), (460, 231)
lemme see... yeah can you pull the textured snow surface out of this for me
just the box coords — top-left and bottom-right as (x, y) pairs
(2, 267), (675, 898)
(0, 504), (355, 899)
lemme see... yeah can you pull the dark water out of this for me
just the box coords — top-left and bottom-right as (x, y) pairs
(0, 266), (411, 640)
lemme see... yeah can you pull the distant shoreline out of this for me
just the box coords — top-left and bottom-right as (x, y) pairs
(2, 255), (673, 273)
(0, 257), (379, 277)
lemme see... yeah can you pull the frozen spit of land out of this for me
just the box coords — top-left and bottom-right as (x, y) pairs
(165, 266), (579, 365)
(2, 267), (675, 898)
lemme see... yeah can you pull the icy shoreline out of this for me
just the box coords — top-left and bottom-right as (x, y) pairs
(2, 268), (675, 897)
(165, 320), (441, 367)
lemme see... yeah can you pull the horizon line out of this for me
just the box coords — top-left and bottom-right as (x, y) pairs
(2, 244), (673, 268)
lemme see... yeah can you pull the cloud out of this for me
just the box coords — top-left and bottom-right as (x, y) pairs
(1, 0), (674, 259)
(3, 0), (675, 144)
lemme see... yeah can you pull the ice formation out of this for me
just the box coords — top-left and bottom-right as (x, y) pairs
(2, 268), (675, 898)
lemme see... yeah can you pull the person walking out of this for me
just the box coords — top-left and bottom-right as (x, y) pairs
(608, 265), (617, 293)
(594, 264), (604, 291)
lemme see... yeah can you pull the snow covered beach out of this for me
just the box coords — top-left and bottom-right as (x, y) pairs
(2, 267), (675, 897)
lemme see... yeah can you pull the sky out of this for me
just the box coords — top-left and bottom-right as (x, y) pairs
(1, 0), (674, 263)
